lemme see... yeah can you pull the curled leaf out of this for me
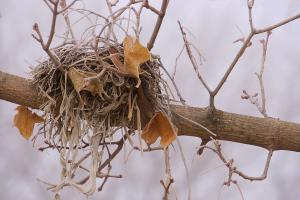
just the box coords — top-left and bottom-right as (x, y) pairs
(123, 36), (151, 87)
(67, 68), (104, 96)
(142, 111), (177, 148)
(109, 36), (151, 87)
(13, 106), (44, 140)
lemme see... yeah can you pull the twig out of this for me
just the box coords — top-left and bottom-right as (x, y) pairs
(98, 134), (128, 171)
(147, 0), (169, 50)
(206, 140), (274, 182)
(172, 44), (185, 79)
(98, 165), (111, 191)
(133, 145), (163, 152)
(178, 21), (212, 98)
(111, 0), (143, 20)
(160, 148), (174, 200)
(233, 149), (273, 181)
(255, 13), (300, 34)
(158, 57), (186, 105)
(58, 0), (78, 15)
(105, 0), (118, 41)
(212, 32), (254, 102)
(60, 0), (77, 44)
(247, 0), (255, 31)
(241, 31), (271, 117)
(208, 1), (300, 108)
(32, 0), (61, 67)
(175, 138), (191, 200)
(255, 32), (271, 117)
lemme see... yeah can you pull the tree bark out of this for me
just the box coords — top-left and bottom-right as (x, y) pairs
(1, 70), (300, 152)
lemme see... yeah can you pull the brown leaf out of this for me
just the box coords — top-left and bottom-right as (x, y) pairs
(67, 68), (103, 96)
(108, 37), (151, 87)
(13, 106), (44, 140)
(123, 36), (151, 78)
(124, 36), (151, 86)
(141, 111), (177, 148)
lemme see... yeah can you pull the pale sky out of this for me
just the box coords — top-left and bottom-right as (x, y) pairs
(1, 0), (300, 199)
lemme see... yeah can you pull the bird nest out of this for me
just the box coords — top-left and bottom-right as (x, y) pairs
(31, 42), (169, 194)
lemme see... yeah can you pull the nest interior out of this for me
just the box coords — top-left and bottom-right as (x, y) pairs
(31, 42), (168, 194)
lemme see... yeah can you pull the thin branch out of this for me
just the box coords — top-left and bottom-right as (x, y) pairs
(147, 0), (169, 50)
(209, 2), (300, 108)
(45, 0), (59, 49)
(178, 21), (212, 95)
(205, 140), (274, 182)
(241, 31), (271, 117)
(60, 0), (77, 44)
(111, 0), (143, 20)
(172, 44), (185, 79)
(98, 134), (128, 171)
(43, 0), (54, 12)
(158, 57), (186, 105)
(33, 0), (60, 67)
(255, 13), (300, 34)
(160, 148), (174, 200)
(212, 32), (254, 97)
(234, 149), (273, 181)
(247, 0), (255, 31)
(58, 0), (78, 15)
(255, 32), (271, 117)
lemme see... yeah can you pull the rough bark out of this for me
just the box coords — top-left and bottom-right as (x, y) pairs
(1, 70), (300, 152)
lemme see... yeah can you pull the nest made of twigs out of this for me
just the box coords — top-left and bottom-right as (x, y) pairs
(30, 42), (169, 194)
(33, 42), (167, 130)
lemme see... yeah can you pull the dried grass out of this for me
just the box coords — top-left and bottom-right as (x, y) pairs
(31, 42), (169, 195)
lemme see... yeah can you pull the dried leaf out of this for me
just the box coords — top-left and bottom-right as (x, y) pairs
(67, 68), (103, 96)
(123, 36), (151, 86)
(142, 111), (177, 148)
(13, 106), (44, 140)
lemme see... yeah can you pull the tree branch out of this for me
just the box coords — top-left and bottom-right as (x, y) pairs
(1, 70), (300, 152)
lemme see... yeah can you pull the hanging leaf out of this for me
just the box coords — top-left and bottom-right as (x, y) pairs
(13, 106), (44, 140)
(141, 111), (177, 148)
(67, 68), (104, 96)
(120, 36), (151, 87)
(123, 36), (151, 78)
(108, 36), (150, 87)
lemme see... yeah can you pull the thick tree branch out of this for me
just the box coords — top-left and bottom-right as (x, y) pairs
(1, 70), (300, 152)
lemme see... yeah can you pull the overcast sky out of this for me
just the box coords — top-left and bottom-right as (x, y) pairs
(1, 0), (300, 199)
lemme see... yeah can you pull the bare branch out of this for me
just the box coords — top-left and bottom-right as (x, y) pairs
(202, 140), (273, 184)
(147, 0), (169, 50)
(33, 0), (61, 66)
(234, 149), (273, 181)
(255, 13), (300, 34)
(256, 33), (271, 117)
(178, 21), (212, 96)
(157, 57), (186, 105)
(212, 32), (254, 97)
(160, 148), (174, 200)
(208, 2), (300, 108)
(241, 31), (271, 117)
(58, 0), (78, 15)
(247, 0), (255, 31)
(45, 0), (59, 49)
(2, 71), (300, 151)
(60, 0), (77, 44)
